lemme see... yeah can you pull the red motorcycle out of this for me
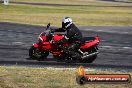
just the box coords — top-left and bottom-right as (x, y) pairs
(29, 24), (100, 63)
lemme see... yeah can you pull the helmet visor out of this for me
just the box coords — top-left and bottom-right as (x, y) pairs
(62, 22), (66, 29)
(62, 22), (70, 29)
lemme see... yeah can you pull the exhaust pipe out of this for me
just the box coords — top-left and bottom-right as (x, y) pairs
(81, 52), (99, 59)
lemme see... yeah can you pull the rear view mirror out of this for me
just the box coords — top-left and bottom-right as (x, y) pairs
(47, 23), (50, 28)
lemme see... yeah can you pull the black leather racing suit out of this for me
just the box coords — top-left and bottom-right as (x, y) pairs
(53, 23), (83, 58)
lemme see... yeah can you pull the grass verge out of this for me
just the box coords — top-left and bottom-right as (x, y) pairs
(0, 0), (132, 26)
(0, 66), (131, 88)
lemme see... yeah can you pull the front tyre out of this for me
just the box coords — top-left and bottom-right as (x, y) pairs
(39, 51), (49, 61)
(29, 46), (41, 59)
(29, 46), (49, 61)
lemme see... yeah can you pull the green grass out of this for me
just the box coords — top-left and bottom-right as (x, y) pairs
(14, 0), (94, 5)
(0, 66), (131, 88)
(0, 0), (132, 26)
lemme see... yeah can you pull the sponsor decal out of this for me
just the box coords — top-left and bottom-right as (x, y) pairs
(76, 66), (131, 85)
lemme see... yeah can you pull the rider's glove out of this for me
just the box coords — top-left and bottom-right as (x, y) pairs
(50, 40), (60, 45)
(50, 40), (53, 44)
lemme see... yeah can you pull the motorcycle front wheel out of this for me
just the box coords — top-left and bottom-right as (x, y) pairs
(29, 46), (49, 61)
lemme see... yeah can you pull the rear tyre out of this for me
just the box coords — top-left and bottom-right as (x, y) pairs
(80, 46), (98, 63)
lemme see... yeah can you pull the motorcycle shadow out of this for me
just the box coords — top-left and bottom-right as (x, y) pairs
(26, 57), (57, 61)
(26, 57), (82, 63)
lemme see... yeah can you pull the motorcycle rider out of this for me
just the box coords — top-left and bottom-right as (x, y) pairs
(52, 17), (84, 59)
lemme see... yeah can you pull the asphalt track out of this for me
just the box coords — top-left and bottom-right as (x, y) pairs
(0, 22), (132, 71)
(11, 1), (132, 8)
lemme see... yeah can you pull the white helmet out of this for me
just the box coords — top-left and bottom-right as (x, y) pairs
(62, 17), (72, 29)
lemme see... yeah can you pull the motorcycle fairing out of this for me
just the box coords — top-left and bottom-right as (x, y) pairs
(41, 42), (51, 49)
(33, 42), (63, 56)
(33, 43), (39, 48)
(80, 36), (99, 49)
(33, 42), (51, 49)
(53, 35), (63, 41)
